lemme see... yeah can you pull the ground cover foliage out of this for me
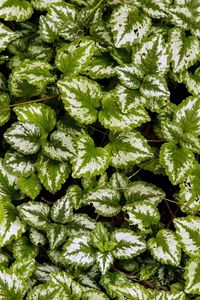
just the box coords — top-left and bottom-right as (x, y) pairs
(0, 0), (200, 299)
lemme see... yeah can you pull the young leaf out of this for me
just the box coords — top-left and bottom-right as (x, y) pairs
(18, 174), (42, 200)
(106, 130), (153, 168)
(110, 4), (151, 48)
(96, 252), (114, 275)
(37, 153), (70, 193)
(111, 229), (146, 259)
(57, 75), (102, 124)
(17, 201), (50, 231)
(174, 216), (200, 257)
(0, 0), (33, 22)
(160, 142), (195, 185)
(0, 92), (10, 126)
(4, 122), (43, 155)
(148, 229), (181, 266)
(184, 257), (200, 295)
(71, 134), (110, 178)
(51, 194), (73, 224)
(66, 185), (83, 210)
(29, 228), (47, 247)
(46, 224), (68, 250)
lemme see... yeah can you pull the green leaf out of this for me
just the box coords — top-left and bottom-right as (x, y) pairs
(82, 289), (109, 300)
(110, 4), (151, 48)
(0, 23), (18, 52)
(112, 229), (146, 259)
(55, 37), (95, 75)
(13, 236), (38, 260)
(106, 130), (153, 168)
(99, 89), (150, 131)
(0, 205), (26, 247)
(135, 0), (169, 19)
(11, 257), (35, 281)
(67, 214), (96, 236)
(0, 250), (9, 268)
(123, 201), (160, 232)
(4, 122), (43, 155)
(46, 224), (68, 250)
(71, 134), (110, 178)
(18, 174), (42, 200)
(152, 290), (186, 300)
(14, 103), (56, 135)
(0, 269), (27, 300)
(51, 194), (73, 224)
(84, 186), (121, 217)
(66, 185), (83, 210)
(62, 233), (95, 267)
(0, 203), (5, 224)
(42, 130), (76, 162)
(8, 59), (55, 98)
(37, 153), (70, 193)
(26, 283), (62, 300)
(168, 28), (200, 74)
(3, 151), (35, 177)
(182, 68), (200, 96)
(31, 0), (64, 11)
(17, 201), (50, 231)
(160, 142), (196, 185)
(116, 64), (143, 89)
(96, 252), (114, 275)
(184, 257), (200, 295)
(148, 229), (181, 266)
(35, 263), (60, 283)
(84, 54), (117, 79)
(90, 20), (113, 47)
(29, 228), (47, 247)
(0, 92), (10, 126)
(57, 76), (102, 125)
(0, 0), (33, 22)
(132, 34), (169, 75)
(174, 216), (200, 257)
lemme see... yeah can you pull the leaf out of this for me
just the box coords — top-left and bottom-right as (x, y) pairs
(13, 236), (38, 260)
(26, 283), (61, 300)
(84, 54), (117, 79)
(42, 130), (76, 162)
(62, 233), (95, 267)
(29, 228), (47, 247)
(35, 263), (60, 282)
(11, 257), (35, 281)
(135, 0), (169, 19)
(37, 153), (70, 193)
(106, 130), (153, 168)
(112, 229), (146, 259)
(0, 269), (27, 300)
(46, 224), (68, 250)
(99, 89), (150, 131)
(3, 151), (35, 177)
(184, 257), (200, 295)
(67, 214), (96, 236)
(0, 92), (10, 126)
(66, 185), (83, 210)
(17, 201), (50, 231)
(0, 205), (26, 247)
(147, 229), (181, 266)
(51, 194), (73, 224)
(160, 142), (196, 185)
(55, 37), (95, 75)
(8, 59), (55, 98)
(174, 216), (200, 257)
(168, 28), (200, 74)
(0, 0), (33, 22)
(71, 134), (110, 178)
(0, 203), (5, 224)
(14, 103), (56, 135)
(96, 252), (114, 275)
(110, 4), (151, 48)
(0, 23), (18, 52)
(132, 34), (169, 75)
(123, 201), (160, 232)
(18, 174), (42, 200)
(84, 186), (121, 217)
(31, 0), (64, 11)
(57, 76), (102, 125)
(4, 122), (43, 155)
(124, 181), (165, 205)
(0, 250), (9, 268)
(152, 290), (186, 300)
(82, 289), (109, 300)
(182, 68), (200, 96)
(116, 64), (143, 89)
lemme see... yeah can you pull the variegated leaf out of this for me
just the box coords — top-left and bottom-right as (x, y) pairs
(182, 68), (200, 96)
(17, 201), (50, 231)
(26, 283), (62, 300)
(14, 103), (56, 135)
(42, 130), (76, 162)
(184, 257), (200, 295)
(82, 289), (109, 300)
(0, 92), (10, 126)
(160, 142), (195, 185)
(57, 76), (102, 124)
(67, 214), (96, 236)
(116, 64), (144, 89)
(0, 0), (33, 22)
(71, 134), (110, 178)
(31, 0), (64, 11)
(0, 23), (18, 52)
(55, 37), (95, 75)
(90, 20), (113, 47)
(148, 229), (181, 266)
(13, 236), (38, 260)
(84, 54), (117, 79)
(168, 28), (200, 74)
(4, 122), (43, 155)
(84, 186), (121, 217)
(135, 0), (170, 18)
(0, 250), (9, 268)
(110, 4), (151, 48)
(51, 194), (73, 224)
(11, 257), (35, 281)
(46, 224), (68, 250)
(174, 216), (200, 257)
(37, 153), (70, 193)
(18, 174), (42, 200)
(124, 181), (165, 205)
(35, 263), (60, 283)
(96, 252), (114, 275)
(112, 229), (146, 259)
(66, 185), (83, 210)
(152, 290), (186, 300)
(109, 172), (128, 191)
(106, 130), (153, 168)
(0, 205), (26, 247)
(29, 228), (47, 247)
(123, 201), (160, 232)
(62, 233), (95, 267)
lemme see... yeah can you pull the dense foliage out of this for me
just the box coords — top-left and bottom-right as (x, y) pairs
(0, 0), (200, 299)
